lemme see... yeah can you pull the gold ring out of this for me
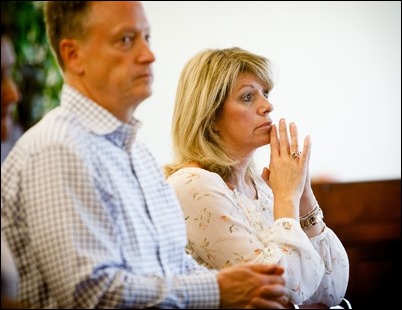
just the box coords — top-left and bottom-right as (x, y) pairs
(291, 152), (300, 159)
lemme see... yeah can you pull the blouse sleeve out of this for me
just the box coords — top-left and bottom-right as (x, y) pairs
(302, 227), (349, 306)
(167, 168), (327, 305)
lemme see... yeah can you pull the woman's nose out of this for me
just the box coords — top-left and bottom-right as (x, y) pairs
(259, 100), (274, 115)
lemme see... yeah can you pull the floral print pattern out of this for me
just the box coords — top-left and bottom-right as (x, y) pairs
(167, 167), (349, 306)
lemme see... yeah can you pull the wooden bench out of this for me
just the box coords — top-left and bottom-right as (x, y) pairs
(312, 179), (401, 308)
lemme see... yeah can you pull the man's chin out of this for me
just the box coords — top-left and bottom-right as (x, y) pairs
(138, 86), (153, 100)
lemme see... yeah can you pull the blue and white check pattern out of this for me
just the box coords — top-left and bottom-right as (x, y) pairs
(1, 84), (219, 309)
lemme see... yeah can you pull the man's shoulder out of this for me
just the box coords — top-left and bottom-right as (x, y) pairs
(12, 107), (91, 158)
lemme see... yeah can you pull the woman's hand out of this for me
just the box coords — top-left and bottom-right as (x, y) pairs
(299, 169), (318, 217)
(262, 118), (311, 220)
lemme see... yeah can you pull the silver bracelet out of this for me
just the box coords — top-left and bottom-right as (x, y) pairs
(299, 202), (319, 220)
(300, 203), (324, 229)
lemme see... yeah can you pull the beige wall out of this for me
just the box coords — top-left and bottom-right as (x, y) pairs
(138, 1), (401, 182)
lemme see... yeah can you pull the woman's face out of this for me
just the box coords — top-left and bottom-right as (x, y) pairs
(214, 72), (274, 158)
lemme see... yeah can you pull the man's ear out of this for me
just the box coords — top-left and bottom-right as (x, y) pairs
(59, 38), (84, 75)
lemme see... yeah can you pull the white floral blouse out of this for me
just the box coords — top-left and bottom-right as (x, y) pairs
(167, 167), (349, 306)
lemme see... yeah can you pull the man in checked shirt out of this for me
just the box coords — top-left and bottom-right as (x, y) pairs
(1, 1), (288, 309)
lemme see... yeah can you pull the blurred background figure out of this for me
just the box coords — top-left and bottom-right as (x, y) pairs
(1, 23), (22, 164)
(1, 1), (64, 165)
(1, 21), (23, 310)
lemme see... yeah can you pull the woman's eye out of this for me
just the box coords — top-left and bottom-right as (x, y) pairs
(243, 94), (252, 102)
(263, 91), (269, 98)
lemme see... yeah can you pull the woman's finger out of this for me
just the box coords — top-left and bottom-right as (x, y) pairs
(278, 118), (290, 156)
(289, 122), (300, 159)
(269, 124), (279, 158)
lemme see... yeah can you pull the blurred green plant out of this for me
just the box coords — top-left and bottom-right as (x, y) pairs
(1, 1), (63, 131)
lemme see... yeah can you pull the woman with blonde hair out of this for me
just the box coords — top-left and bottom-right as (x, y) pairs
(165, 47), (349, 307)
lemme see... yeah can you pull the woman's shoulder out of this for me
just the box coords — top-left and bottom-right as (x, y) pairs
(167, 166), (227, 190)
(167, 166), (219, 182)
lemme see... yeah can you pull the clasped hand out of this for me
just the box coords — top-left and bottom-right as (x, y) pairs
(262, 118), (312, 219)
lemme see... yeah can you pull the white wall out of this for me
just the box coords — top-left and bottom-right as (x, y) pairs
(138, 1), (401, 182)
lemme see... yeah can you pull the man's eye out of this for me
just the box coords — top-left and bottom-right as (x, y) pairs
(121, 36), (134, 44)
(145, 34), (151, 43)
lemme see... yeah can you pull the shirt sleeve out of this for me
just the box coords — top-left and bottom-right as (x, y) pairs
(302, 227), (349, 306)
(168, 168), (347, 305)
(14, 144), (219, 309)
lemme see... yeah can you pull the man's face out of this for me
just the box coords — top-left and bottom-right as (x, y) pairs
(74, 1), (155, 116)
(1, 35), (20, 141)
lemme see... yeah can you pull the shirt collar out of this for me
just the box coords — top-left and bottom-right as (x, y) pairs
(60, 84), (142, 149)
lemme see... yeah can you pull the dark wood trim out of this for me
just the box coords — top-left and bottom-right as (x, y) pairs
(312, 179), (401, 308)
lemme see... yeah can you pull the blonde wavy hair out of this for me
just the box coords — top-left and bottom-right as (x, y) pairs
(164, 47), (274, 181)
